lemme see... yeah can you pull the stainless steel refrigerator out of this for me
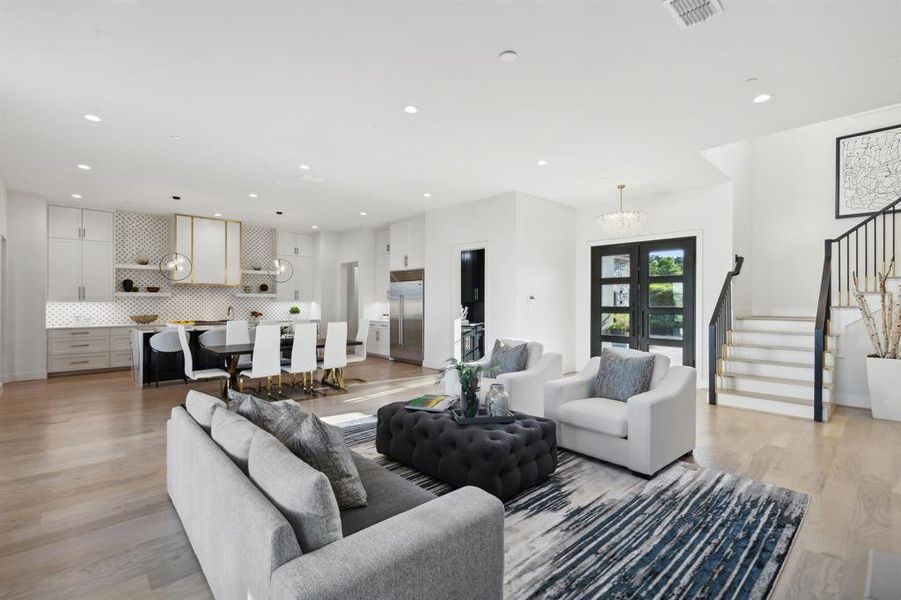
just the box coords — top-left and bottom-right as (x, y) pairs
(389, 269), (424, 365)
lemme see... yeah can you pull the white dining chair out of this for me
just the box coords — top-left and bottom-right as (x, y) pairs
(176, 326), (230, 395)
(226, 320), (252, 369)
(149, 329), (182, 388)
(238, 323), (282, 398)
(281, 322), (319, 395)
(344, 318), (369, 383)
(319, 321), (348, 388)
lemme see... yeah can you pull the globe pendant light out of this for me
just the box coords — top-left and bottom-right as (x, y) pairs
(597, 184), (646, 234)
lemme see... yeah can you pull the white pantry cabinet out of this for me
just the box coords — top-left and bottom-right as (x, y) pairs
(277, 231), (315, 257)
(172, 215), (242, 286)
(389, 217), (424, 271)
(375, 228), (390, 256)
(375, 254), (390, 302)
(47, 206), (114, 301)
(276, 255), (315, 302)
(368, 321), (390, 357)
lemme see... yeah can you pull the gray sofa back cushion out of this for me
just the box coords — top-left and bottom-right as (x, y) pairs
(248, 430), (343, 553)
(211, 407), (258, 473)
(185, 390), (226, 432)
(594, 348), (655, 402)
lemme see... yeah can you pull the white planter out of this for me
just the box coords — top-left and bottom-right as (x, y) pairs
(866, 356), (901, 422)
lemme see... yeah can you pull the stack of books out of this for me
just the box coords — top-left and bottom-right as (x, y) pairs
(404, 394), (457, 412)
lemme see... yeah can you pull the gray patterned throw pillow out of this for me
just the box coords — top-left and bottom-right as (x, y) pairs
(594, 349), (655, 402)
(488, 340), (529, 376)
(274, 408), (368, 509)
(233, 393), (289, 433)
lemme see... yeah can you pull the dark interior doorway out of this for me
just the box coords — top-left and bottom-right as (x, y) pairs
(460, 248), (485, 360)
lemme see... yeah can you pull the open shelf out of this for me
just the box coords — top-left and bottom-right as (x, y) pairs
(115, 263), (159, 271)
(241, 269), (276, 275)
(115, 292), (171, 298)
(235, 292), (276, 298)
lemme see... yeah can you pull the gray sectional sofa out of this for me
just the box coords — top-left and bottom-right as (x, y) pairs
(167, 392), (505, 600)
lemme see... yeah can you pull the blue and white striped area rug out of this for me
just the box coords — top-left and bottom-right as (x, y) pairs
(339, 417), (808, 600)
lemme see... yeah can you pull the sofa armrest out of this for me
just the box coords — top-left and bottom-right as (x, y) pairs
(626, 365), (697, 475)
(498, 352), (562, 416)
(270, 486), (504, 600)
(543, 357), (600, 424)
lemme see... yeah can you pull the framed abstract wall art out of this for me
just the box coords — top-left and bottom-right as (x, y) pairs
(835, 123), (901, 219)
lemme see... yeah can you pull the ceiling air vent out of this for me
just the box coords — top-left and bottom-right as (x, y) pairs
(663, 0), (724, 29)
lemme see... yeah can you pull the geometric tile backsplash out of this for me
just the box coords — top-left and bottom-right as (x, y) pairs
(46, 210), (317, 328)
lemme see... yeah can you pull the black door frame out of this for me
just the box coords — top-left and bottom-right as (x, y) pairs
(590, 236), (696, 366)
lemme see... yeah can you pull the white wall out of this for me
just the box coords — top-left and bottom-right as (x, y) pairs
(515, 192), (576, 370)
(574, 182), (734, 385)
(704, 105), (901, 315)
(3, 193), (48, 382)
(0, 178), (7, 387)
(315, 227), (387, 328)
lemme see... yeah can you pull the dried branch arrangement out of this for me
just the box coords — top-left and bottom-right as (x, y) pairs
(852, 257), (901, 358)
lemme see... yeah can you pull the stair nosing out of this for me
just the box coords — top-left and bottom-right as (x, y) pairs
(730, 329), (836, 337)
(726, 343), (830, 353)
(738, 316), (816, 322)
(715, 387), (833, 407)
(719, 372), (833, 389)
(720, 357), (832, 370)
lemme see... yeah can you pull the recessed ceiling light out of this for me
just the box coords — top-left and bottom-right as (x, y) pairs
(360, 211), (368, 216)
(536, 159), (548, 166)
(172, 195), (181, 200)
(403, 105), (419, 114)
(83, 114), (101, 122)
(423, 192), (432, 198)
(311, 225), (319, 229)
(77, 164), (91, 170)
(71, 193), (83, 199)
(753, 93), (772, 104)
(276, 211), (283, 215)
(248, 193), (258, 198)
(498, 50), (518, 63)
(213, 212), (222, 217)
(299, 164), (310, 170)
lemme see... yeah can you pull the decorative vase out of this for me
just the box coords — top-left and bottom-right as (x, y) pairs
(866, 356), (901, 422)
(259, 283), (269, 292)
(460, 376), (480, 418)
(122, 279), (134, 292)
(485, 383), (511, 417)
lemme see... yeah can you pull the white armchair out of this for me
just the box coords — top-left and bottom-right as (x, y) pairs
(544, 347), (696, 477)
(446, 337), (562, 417)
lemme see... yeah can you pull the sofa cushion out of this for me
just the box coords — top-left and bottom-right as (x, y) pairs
(339, 453), (435, 537)
(594, 348), (655, 402)
(558, 398), (629, 438)
(211, 407), (258, 473)
(274, 409), (368, 509)
(488, 339), (529, 376)
(185, 390), (226, 433)
(248, 430), (343, 553)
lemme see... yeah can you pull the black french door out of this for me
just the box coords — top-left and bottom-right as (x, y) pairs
(590, 237), (696, 366)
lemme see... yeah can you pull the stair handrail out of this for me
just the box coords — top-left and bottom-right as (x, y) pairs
(708, 254), (744, 405)
(815, 194), (901, 423)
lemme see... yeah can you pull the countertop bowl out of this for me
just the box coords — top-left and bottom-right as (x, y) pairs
(130, 314), (159, 324)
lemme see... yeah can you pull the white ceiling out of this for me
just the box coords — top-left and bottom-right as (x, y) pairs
(1, 1), (900, 231)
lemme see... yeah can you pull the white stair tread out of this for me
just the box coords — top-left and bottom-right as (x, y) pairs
(730, 329), (835, 337)
(727, 342), (828, 353)
(739, 316), (815, 322)
(720, 372), (833, 389)
(716, 387), (833, 407)
(721, 357), (831, 370)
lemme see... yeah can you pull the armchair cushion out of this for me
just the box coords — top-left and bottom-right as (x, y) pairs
(594, 348), (655, 402)
(557, 398), (628, 438)
(487, 339), (529, 376)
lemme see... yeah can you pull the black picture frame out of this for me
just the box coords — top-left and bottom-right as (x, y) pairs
(835, 123), (901, 219)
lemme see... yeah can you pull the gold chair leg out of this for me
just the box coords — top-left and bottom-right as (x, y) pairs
(238, 378), (244, 393)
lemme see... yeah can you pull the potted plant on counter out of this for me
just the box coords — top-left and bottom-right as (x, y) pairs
(852, 258), (901, 421)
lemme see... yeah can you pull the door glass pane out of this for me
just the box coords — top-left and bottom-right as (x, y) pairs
(601, 254), (630, 278)
(648, 282), (684, 308)
(600, 313), (630, 337)
(648, 249), (684, 277)
(602, 341), (630, 351)
(601, 284), (630, 307)
(648, 314), (683, 340)
(649, 344), (683, 366)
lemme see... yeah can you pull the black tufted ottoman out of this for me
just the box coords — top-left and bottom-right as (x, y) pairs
(375, 402), (557, 501)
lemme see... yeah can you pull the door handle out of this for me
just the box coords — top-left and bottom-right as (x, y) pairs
(399, 296), (405, 345)
(404, 255), (409, 267)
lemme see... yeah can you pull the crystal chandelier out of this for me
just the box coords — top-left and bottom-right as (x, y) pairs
(597, 184), (646, 233)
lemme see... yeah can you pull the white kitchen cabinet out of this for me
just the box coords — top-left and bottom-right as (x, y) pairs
(82, 241), (114, 301)
(389, 217), (424, 270)
(276, 255), (315, 302)
(172, 214), (242, 286)
(368, 321), (390, 357)
(375, 228), (390, 256)
(277, 231), (315, 257)
(375, 253), (390, 302)
(47, 206), (114, 301)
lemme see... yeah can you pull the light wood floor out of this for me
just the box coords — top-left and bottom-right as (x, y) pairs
(1, 360), (898, 599)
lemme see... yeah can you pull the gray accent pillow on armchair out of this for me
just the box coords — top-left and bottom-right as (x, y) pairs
(274, 408), (368, 509)
(487, 340), (529, 376)
(594, 348), (656, 402)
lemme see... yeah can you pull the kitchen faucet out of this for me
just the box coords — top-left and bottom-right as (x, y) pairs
(226, 306), (234, 320)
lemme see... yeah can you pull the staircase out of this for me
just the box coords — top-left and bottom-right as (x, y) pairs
(714, 315), (835, 420)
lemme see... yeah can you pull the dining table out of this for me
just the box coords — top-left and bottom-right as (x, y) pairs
(201, 337), (362, 390)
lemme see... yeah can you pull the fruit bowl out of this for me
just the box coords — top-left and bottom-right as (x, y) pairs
(130, 314), (159, 324)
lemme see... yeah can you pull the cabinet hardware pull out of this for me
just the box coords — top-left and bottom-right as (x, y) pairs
(70, 331), (90, 335)
(70, 360), (90, 364)
(70, 344), (90, 348)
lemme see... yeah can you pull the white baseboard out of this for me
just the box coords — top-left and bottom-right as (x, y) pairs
(1, 370), (48, 383)
(835, 393), (870, 410)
